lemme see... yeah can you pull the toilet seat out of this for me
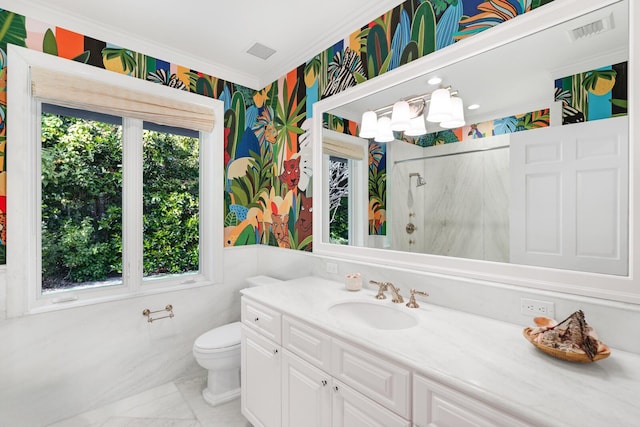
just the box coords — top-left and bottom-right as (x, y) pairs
(194, 321), (241, 354)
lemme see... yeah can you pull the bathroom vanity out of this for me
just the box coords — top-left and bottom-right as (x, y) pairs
(240, 276), (640, 427)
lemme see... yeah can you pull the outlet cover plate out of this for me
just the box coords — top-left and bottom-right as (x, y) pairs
(521, 298), (555, 318)
(326, 262), (338, 274)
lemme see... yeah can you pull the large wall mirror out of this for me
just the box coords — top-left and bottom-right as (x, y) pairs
(312, 0), (639, 303)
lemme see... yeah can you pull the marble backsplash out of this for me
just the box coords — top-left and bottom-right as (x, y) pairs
(257, 246), (640, 355)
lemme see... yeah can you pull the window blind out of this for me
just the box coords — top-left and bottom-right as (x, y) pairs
(30, 66), (215, 132)
(323, 137), (365, 160)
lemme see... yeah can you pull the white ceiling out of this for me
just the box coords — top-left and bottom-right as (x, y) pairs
(5, 0), (404, 89)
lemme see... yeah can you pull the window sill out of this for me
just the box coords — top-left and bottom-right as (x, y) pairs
(25, 279), (219, 316)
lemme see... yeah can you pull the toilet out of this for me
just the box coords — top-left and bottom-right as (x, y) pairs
(192, 275), (282, 406)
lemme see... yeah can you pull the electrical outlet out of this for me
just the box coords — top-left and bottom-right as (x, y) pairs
(326, 262), (338, 274)
(520, 298), (555, 318)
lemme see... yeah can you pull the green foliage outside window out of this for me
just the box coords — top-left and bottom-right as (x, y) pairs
(41, 113), (200, 290)
(41, 114), (123, 287)
(142, 129), (199, 277)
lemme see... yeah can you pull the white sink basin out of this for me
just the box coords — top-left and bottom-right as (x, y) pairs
(328, 301), (418, 330)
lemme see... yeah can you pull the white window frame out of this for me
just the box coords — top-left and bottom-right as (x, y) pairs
(7, 45), (224, 316)
(321, 129), (367, 247)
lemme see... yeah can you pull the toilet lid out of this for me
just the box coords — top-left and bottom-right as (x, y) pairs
(194, 321), (241, 351)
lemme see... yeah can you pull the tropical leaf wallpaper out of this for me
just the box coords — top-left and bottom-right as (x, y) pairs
(554, 62), (628, 125)
(0, 0), (560, 263)
(405, 108), (551, 147)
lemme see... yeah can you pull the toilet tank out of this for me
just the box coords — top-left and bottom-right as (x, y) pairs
(245, 275), (283, 287)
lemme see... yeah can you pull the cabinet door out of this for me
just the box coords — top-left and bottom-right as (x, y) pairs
(332, 380), (411, 427)
(282, 350), (331, 427)
(241, 326), (281, 427)
(413, 374), (532, 427)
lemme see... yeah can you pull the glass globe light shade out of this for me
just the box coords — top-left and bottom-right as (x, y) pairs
(374, 116), (394, 142)
(404, 114), (427, 136)
(390, 100), (411, 131)
(440, 96), (466, 129)
(426, 88), (453, 123)
(359, 111), (378, 138)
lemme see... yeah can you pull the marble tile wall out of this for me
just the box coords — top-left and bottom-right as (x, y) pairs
(0, 245), (259, 427)
(388, 139), (425, 254)
(421, 149), (486, 259)
(483, 146), (510, 262)
(389, 137), (510, 262)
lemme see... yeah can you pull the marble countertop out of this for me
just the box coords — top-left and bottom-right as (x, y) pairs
(240, 276), (640, 427)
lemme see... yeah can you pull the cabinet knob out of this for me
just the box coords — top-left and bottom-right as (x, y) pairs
(254, 317), (259, 322)
(273, 349), (279, 355)
(321, 380), (328, 386)
(333, 386), (339, 392)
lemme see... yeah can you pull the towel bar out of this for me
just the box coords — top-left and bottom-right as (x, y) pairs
(142, 304), (174, 323)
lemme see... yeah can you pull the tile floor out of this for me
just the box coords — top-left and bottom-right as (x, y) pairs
(48, 377), (251, 427)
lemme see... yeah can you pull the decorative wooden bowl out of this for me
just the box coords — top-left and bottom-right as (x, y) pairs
(523, 327), (611, 363)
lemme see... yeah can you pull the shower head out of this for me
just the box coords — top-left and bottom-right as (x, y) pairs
(409, 172), (426, 188)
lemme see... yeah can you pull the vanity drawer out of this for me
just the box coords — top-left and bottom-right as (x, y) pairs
(241, 297), (282, 344)
(282, 315), (332, 372)
(332, 379), (410, 427)
(413, 374), (533, 427)
(331, 338), (410, 419)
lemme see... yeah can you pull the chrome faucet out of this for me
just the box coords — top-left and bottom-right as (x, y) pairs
(369, 280), (404, 303)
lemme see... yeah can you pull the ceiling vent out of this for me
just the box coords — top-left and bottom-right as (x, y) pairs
(246, 42), (277, 60)
(568, 14), (614, 41)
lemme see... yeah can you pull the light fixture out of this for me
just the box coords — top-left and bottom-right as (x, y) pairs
(427, 76), (442, 85)
(426, 88), (453, 123)
(359, 110), (378, 138)
(390, 100), (411, 131)
(404, 114), (427, 136)
(374, 116), (394, 142)
(358, 85), (465, 140)
(440, 96), (465, 129)
(467, 103), (480, 110)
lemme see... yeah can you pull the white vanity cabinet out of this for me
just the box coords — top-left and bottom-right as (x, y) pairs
(281, 349), (331, 427)
(241, 326), (281, 427)
(331, 379), (410, 427)
(331, 337), (410, 419)
(240, 299), (282, 427)
(241, 297), (411, 427)
(241, 295), (536, 427)
(413, 374), (533, 427)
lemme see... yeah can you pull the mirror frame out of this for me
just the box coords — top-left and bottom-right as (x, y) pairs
(312, 0), (640, 304)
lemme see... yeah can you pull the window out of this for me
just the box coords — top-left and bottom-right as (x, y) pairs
(7, 46), (223, 315)
(327, 156), (350, 244)
(142, 126), (200, 280)
(321, 130), (367, 247)
(41, 106), (124, 292)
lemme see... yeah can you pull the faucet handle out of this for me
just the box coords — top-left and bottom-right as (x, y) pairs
(406, 289), (429, 308)
(369, 280), (388, 299)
